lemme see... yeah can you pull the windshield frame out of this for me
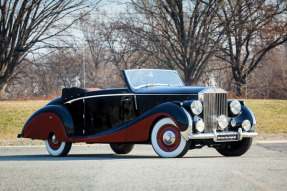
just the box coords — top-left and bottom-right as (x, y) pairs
(122, 69), (185, 92)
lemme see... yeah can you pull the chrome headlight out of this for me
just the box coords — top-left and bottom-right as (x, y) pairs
(218, 115), (228, 130)
(230, 100), (241, 115)
(242, 120), (251, 131)
(190, 101), (203, 115)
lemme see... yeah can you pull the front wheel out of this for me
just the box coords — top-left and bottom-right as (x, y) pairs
(216, 138), (253, 156)
(45, 133), (72, 157)
(151, 118), (191, 158)
(110, 143), (134, 154)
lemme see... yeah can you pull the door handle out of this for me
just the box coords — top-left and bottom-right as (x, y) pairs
(122, 98), (131, 102)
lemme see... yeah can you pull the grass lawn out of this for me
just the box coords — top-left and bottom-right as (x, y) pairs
(0, 99), (286, 142)
(0, 101), (48, 140)
(245, 99), (287, 134)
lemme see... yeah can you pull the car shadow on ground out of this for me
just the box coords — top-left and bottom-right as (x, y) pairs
(0, 153), (224, 161)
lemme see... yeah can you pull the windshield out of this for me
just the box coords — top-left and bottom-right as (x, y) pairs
(125, 69), (184, 89)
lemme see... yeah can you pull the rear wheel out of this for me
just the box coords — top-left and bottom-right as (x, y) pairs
(151, 118), (191, 158)
(45, 133), (72, 157)
(110, 143), (134, 154)
(216, 138), (253, 156)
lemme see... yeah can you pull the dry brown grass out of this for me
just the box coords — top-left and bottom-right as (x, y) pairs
(0, 101), (48, 139)
(245, 99), (287, 134)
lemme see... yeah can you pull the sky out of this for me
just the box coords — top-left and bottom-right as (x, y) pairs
(30, 0), (130, 57)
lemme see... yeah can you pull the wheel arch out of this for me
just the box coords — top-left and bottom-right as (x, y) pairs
(126, 102), (191, 142)
(21, 105), (74, 141)
(150, 102), (190, 131)
(234, 105), (257, 131)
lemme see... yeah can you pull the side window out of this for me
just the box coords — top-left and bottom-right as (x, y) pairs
(120, 96), (135, 121)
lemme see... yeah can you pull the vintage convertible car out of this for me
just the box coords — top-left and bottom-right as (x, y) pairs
(18, 69), (257, 158)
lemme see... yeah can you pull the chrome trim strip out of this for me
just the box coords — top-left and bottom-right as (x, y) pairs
(134, 95), (138, 110)
(135, 93), (197, 96)
(65, 93), (134, 104)
(136, 94), (198, 96)
(187, 128), (258, 142)
(65, 93), (198, 104)
(180, 108), (193, 141)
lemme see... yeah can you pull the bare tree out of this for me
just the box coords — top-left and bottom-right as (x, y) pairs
(246, 46), (287, 99)
(77, 11), (154, 83)
(46, 48), (83, 88)
(6, 47), (83, 99)
(78, 13), (109, 69)
(217, 0), (287, 96)
(121, 0), (225, 85)
(76, 12), (116, 87)
(0, 0), (101, 100)
(104, 21), (152, 74)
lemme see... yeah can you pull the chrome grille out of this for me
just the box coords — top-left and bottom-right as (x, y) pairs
(202, 88), (228, 132)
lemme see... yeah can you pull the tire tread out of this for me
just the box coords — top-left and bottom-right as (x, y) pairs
(110, 143), (134, 154)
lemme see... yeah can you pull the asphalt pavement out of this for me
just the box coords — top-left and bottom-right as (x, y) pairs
(0, 141), (287, 191)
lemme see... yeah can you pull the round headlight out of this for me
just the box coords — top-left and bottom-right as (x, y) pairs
(242, 120), (251, 131)
(218, 115), (228, 130)
(195, 119), (205, 133)
(190, 101), (203, 115)
(230, 100), (241, 115)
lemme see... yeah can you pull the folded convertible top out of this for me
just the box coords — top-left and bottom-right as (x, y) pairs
(62, 87), (86, 101)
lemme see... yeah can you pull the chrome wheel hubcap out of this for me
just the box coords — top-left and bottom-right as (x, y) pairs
(163, 131), (176, 145)
(51, 134), (59, 145)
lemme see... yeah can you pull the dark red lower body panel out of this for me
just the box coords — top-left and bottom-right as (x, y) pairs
(69, 113), (174, 143)
(125, 113), (174, 142)
(23, 112), (175, 143)
(23, 113), (69, 141)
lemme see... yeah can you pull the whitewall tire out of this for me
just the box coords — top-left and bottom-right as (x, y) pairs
(151, 118), (190, 158)
(45, 133), (72, 157)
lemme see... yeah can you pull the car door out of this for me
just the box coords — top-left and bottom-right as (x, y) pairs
(84, 92), (136, 136)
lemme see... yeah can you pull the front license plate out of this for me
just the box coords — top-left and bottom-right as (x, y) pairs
(216, 134), (238, 142)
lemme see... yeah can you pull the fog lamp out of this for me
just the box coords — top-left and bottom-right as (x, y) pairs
(218, 115), (228, 130)
(242, 120), (251, 131)
(231, 119), (236, 127)
(195, 119), (205, 133)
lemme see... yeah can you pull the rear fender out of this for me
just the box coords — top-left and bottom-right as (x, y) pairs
(21, 105), (74, 141)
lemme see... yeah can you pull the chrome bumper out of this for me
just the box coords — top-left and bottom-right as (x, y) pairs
(187, 128), (258, 142)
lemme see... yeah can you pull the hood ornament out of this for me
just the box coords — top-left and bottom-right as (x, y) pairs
(209, 76), (217, 87)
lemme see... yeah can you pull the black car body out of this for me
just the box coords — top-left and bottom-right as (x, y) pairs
(19, 69), (257, 157)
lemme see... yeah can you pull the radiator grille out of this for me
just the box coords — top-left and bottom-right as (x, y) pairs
(203, 92), (228, 132)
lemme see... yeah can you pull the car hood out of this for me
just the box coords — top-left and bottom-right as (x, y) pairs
(133, 86), (207, 94)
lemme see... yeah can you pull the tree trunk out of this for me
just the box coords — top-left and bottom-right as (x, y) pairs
(0, 81), (8, 100)
(234, 79), (246, 98)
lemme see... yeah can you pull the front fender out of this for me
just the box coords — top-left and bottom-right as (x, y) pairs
(21, 105), (74, 141)
(149, 102), (191, 131)
(233, 105), (256, 131)
(125, 102), (191, 142)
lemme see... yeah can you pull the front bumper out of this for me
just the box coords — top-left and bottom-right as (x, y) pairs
(187, 128), (258, 142)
